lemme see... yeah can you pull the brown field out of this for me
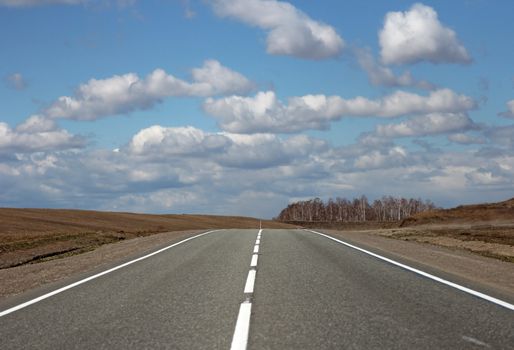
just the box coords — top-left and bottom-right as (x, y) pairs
(401, 197), (514, 226)
(0, 208), (294, 269)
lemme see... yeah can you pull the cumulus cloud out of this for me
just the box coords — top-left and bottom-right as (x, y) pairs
(210, 0), (344, 59)
(44, 60), (253, 121)
(375, 113), (478, 138)
(448, 133), (486, 145)
(126, 125), (327, 169)
(203, 89), (476, 133)
(379, 3), (471, 65)
(128, 126), (229, 157)
(354, 48), (434, 89)
(498, 100), (514, 119)
(354, 146), (408, 170)
(486, 125), (514, 147)
(466, 168), (508, 186)
(4, 73), (27, 90)
(0, 116), (85, 153)
(2, 121), (514, 216)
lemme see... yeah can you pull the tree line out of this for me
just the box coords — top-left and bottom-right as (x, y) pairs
(276, 195), (437, 222)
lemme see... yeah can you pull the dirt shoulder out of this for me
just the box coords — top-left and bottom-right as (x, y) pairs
(380, 224), (514, 263)
(320, 228), (514, 302)
(0, 230), (204, 300)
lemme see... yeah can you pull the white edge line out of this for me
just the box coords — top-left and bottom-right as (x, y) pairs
(244, 269), (256, 294)
(230, 301), (252, 350)
(306, 229), (514, 311)
(253, 245), (259, 253)
(0, 229), (221, 318)
(250, 254), (258, 267)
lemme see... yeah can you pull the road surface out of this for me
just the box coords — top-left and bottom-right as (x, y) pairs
(1, 229), (513, 349)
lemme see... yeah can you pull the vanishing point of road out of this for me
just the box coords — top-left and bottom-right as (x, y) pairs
(1, 229), (513, 349)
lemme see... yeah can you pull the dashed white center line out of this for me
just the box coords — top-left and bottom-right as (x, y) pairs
(250, 254), (258, 267)
(243, 270), (257, 294)
(231, 302), (252, 350)
(230, 229), (262, 350)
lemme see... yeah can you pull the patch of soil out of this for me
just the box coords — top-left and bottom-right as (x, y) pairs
(401, 197), (514, 226)
(0, 230), (201, 299)
(374, 224), (514, 263)
(0, 208), (293, 269)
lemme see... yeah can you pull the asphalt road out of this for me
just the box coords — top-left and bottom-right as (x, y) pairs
(1, 229), (513, 349)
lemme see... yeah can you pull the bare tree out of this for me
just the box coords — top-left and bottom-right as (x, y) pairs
(276, 195), (437, 222)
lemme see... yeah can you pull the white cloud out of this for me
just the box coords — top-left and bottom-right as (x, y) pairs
(2, 122), (514, 217)
(126, 125), (327, 169)
(0, 117), (85, 153)
(448, 133), (486, 145)
(354, 146), (408, 170)
(191, 60), (255, 96)
(4, 73), (27, 90)
(466, 168), (507, 186)
(44, 60), (253, 121)
(128, 125), (229, 156)
(210, 0), (344, 59)
(354, 48), (434, 89)
(375, 113), (477, 138)
(379, 3), (471, 65)
(203, 89), (476, 133)
(498, 100), (514, 119)
(486, 125), (514, 147)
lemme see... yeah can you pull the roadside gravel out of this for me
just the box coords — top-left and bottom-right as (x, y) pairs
(0, 230), (201, 300)
(323, 229), (514, 303)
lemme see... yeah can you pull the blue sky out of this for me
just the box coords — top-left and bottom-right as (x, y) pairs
(1, 0), (514, 218)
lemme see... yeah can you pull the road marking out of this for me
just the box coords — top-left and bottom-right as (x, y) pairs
(0, 230), (220, 318)
(244, 270), (257, 294)
(250, 254), (258, 267)
(230, 229), (261, 350)
(258, 229), (262, 235)
(306, 229), (514, 311)
(462, 336), (491, 348)
(231, 302), (252, 350)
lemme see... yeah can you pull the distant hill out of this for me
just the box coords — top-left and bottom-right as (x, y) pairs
(401, 198), (514, 226)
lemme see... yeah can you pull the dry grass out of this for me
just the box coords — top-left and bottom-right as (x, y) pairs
(381, 225), (514, 263)
(401, 198), (514, 226)
(0, 208), (293, 269)
(388, 198), (514, 261)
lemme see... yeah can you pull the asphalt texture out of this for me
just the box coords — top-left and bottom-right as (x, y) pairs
(1, 229), (513, 349)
